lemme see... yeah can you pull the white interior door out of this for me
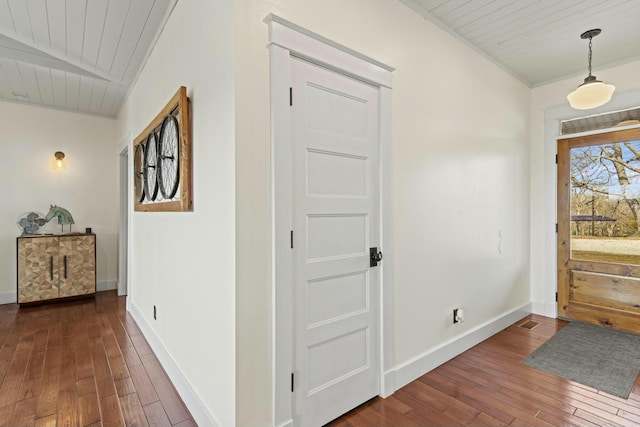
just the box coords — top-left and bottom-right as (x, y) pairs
(292, 57), (381, 427)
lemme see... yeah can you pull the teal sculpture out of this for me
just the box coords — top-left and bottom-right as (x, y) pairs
(44, 205), (75, 232)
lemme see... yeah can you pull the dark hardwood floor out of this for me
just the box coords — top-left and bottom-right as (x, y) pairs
(0, 291), (196, 427)
(5, 296), (640, 427)
(328, 314), (640, 427)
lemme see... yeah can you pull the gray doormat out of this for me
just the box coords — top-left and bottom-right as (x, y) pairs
(522, 321), (640, 398)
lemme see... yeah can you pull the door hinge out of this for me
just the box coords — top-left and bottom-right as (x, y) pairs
(290, 230), (293, 249)
(555, 223), (558, 233)
(555, 154), (558, 164)
(289, 87), (292, 106)
(291, 373), (294, 392)
(555, 292), (558, 302)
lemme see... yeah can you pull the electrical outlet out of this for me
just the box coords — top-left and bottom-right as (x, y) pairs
(153, 305), (157, 320)
(453, 308), (459, 324)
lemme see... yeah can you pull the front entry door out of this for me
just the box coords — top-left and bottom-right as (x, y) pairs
(291, 57), (381, 427)
(558, 127), (640, 332)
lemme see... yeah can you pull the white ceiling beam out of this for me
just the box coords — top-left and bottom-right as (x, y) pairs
(0, 30), (121, 83)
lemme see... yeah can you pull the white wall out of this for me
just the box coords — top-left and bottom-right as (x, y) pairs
(530, 59), (640, 316)
(235, 1), (531, 425)
(0, 102), (117, 302)
(115, 0), (236, 426)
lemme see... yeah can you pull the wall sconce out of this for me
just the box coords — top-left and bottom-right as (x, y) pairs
(54, 151), (65, 169)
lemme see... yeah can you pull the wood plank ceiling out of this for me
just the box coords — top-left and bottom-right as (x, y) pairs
(0, 0), (175, 117)
(401, 0), (640, 87)
(2, 1), (639, 117)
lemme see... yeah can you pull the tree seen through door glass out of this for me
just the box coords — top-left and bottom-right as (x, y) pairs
(570, 140), (640, 265)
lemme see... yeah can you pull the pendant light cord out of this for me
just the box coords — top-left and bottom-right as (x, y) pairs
(587, 36), (593, 77)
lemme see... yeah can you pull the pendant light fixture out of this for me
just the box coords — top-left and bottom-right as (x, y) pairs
(567, 29), (615, 110)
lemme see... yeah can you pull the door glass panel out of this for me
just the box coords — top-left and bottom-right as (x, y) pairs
(570, 140), (640, 265)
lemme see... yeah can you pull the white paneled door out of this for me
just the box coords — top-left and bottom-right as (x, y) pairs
(292, 57), (381, 427)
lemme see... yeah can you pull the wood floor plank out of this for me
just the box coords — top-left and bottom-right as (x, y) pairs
(77, 376), (97, 396)
(99, 394), (125, 427)
(140, 353), (190, 424)
(56, 389), (80, 427)
(332, 315), (640, 427)
(115, 377), (136, 397)
(79, 392), (101, 426)
(142, 401), (172, 427)
(10, 396), (36, 427)
(0, 292), (196, 427)
(129, 364), (159, 406)
(119, 393), (149, 427)
(34, 414), (57, 427)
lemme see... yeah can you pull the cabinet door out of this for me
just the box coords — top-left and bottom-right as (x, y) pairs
(17, 237), (59, 303)
(59, 235), (96, 297)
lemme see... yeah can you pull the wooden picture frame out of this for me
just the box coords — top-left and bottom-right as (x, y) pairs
(133, 86), (192, 212)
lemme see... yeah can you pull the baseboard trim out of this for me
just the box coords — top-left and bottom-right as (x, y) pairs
(531, 301), (546, 315)
(97, 280), (117, 292)
(0, 291), (16, 305)
(532, 300), (558, 318)
(381, 369), (396, 398)
(394, 302), (532, 391)
(129, 302), (220, 427)
(276, 421), (294, 427)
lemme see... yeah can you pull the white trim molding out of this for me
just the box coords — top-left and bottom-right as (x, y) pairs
(266, 14), (394, 427)
(129, 302), (220, 427)
(97, 280), (117, 292)
(0, 291), (16, 305)
(394, 303), (532, 390)
(264, 14), (394, 89)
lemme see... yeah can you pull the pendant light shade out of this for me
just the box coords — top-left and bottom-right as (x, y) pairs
(567, 29), (615, 110)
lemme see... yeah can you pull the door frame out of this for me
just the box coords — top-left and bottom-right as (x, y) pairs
(265, 14), (395, 427)
(118, 137), (132, 302)
(542, 89), (640, 319)
(557, 127), (640, 321)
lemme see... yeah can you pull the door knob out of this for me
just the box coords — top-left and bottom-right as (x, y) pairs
(370, 247), (383, 267)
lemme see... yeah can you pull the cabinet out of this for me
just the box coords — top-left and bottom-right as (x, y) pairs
(17, 234), (96, 304)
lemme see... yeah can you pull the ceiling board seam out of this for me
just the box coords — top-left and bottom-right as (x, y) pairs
(482, 0), (636, 58)
(97, 81), (108, 113)
(43, 0), (50, 48)
(5, 0), (16, 34)
(443, 0), (495, 28)
(64, 0), (67, 56)
(118, 0), (179, 118)
(87, 78), (96, 111)
(75, 73), (80, 110)
(81, 0), (87, 61)
(95, 0), (110, 69)
(398, 0), (532, 87)
(470, 0), (594, 46)
(24, 0), (35, 42)
(459, 1), (549, 39)
(107, 0), (133, 75)
(64, 71), (67, 107)
(120, 0), (156, 83)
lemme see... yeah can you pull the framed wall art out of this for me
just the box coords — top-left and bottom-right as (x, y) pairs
(133, 86), (192, 212)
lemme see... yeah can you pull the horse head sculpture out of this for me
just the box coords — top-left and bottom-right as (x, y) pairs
(44, 205), (75, 232)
